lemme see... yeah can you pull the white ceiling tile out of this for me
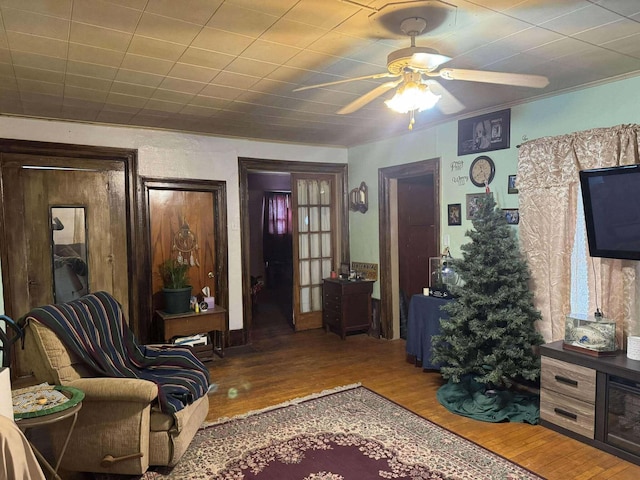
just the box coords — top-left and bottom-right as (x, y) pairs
(72, 0), (142, 33)
(541, 3), (622, 35)
(191, 28), (254, 55)
(110, 81), (155, 97)
(261, 19), (327, 49)
(69, 22), (132, 51)
(189, 94), (229, 108)
(206, 3), (277, 38)
(65, 73), (112, 91)
(151, 89), (194, 104)
(178, 47), (234, 70)
(114, 68), (164, 87)
(135, 13), (202, 45)
(213, 70), (259, 90)
(11, 50), (65, 72)
(66, 60), (118, 80)
(95, 110), (137, 124)
(105, 91), (150, 108)
(179, 104), (218, 116)
(120, 53), (174, 75)
(502, 0), (586, 25)
(64, 84), (109, 102)
(574, 18), (640, 45)
(145, 0), (223, 26)
(6, 31), (67, 57)
(602, 32), (640, 58)
(2, 8), (69, 40)
(68, 43), (125, 67)
(168, 63), (219, 83)
(592, 0), (640, 16)
(158, 76), (206, 94)
(223, 0), (298, 17)
(224, 57), (278, 77)
(128, 36), (187, 62)
(17, 77), (63, 94)
(1, 0), (72, 18)
(199, 82), (244, 100)
(283, 0), (354, 29)
(241, 40), (301, 65)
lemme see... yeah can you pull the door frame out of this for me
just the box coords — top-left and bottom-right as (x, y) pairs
(136, 178), (228, 344)
(378, 158), (440, 339)
(0, 139), (139, 327)
(239, 158), (348, 344)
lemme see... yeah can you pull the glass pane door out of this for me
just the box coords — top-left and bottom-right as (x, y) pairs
(292, 175), (335, 330)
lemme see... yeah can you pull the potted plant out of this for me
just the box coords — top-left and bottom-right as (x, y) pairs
(159, 258), (192, 314)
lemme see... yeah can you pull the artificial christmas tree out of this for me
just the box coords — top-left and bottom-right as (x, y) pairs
(431, 192), (543, 420)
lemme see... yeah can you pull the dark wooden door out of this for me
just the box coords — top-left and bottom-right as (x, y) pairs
(1, 153), (132, 377)
(397, 174), (437, 299)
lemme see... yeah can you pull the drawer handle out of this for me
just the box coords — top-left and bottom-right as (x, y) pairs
(555, 375), (578, 387)
(554, 408), (577, 421)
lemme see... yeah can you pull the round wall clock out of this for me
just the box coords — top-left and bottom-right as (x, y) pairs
(469, 155), (496, 187)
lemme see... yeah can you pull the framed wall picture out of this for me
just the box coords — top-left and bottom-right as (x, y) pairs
(503, 208), (520, 225)
(448, 203), (462, 226)
(458, 108), (511, 156)
(508, 174), (518, 194)
(466, 193), (491, 220)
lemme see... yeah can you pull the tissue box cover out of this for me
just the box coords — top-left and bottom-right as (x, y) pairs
(564, 312), (617, 353)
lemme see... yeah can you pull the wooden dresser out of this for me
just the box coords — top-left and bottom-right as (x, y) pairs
(540, 340), (640, 466)
(322, 278), (374, 339)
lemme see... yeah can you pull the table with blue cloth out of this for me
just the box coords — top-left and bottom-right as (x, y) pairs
(405, 294), (452, 370)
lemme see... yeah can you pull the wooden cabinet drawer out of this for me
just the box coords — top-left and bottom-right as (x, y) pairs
(541, 356), (596, 403)
(322, 310), (340, 327)
(540, 388), (595, 439)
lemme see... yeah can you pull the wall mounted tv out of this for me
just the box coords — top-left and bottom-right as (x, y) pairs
(580, 164), (640, 260)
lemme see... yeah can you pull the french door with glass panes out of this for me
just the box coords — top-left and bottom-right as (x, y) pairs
(292, 174), (336, 331)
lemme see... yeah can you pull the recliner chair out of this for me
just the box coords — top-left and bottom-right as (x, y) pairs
(21, 292), (210, 475)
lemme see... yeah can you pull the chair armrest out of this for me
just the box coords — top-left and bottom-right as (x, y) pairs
(66, 377), (158, 403)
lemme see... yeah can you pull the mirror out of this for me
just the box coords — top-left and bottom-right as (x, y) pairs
(51, 206), (89, 303)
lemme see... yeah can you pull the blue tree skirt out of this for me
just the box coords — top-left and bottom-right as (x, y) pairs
(436, 375), (539, 424)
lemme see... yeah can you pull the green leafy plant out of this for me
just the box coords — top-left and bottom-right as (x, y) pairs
(159, 258), (190, 289)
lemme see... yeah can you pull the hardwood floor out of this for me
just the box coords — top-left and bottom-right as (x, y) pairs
(206, 328), (640, 480)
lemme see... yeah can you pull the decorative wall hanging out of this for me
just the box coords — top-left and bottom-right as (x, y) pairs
(458, 108), (511, 156)
(350, 181), (368, 213)
(172, 217), (200, 266)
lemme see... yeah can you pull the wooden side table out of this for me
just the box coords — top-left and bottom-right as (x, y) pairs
(156, 305), (228, 360)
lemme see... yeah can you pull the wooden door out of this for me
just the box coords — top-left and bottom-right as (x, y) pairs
(1, 154), (130, 376)
(292, 174), (336, 331)
(139, 178), (228, 344)
(397, 174), (436, 298)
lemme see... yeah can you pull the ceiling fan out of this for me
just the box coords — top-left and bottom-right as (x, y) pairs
(293, 16), (549, 129)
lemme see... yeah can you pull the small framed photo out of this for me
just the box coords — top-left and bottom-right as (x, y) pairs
(508, 174), (518, 194)
(504, 209), (519, 225)
(466, 193), (491, 220)
(458, 108), (511, 156)
(448, 203), (461, 226)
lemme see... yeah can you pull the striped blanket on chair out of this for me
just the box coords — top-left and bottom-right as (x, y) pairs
(23, 291), (210, 415)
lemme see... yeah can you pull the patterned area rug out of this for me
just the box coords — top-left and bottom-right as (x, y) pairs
(143, 385), (542, 479)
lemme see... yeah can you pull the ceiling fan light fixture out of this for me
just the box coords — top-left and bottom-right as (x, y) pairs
(385, 78), (441, 129)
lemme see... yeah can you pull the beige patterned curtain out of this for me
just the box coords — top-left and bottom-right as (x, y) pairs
(518, 125), (640, 346)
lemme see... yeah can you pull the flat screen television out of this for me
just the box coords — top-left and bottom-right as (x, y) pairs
(580, 165), (640, 260)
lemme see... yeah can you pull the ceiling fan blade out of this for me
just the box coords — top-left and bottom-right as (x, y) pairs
(432, 68), (549, 88)
(409, 51), (451, 72)
(293, 72), (399, 92)
(425, 80), (465, 115)
(337, 79), (403, 114)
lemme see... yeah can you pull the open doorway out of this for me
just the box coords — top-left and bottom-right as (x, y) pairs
(379, 159), (440, 339)
(247, 172), (294, 339)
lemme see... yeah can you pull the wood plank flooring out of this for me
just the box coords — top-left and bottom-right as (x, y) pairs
(206, 328), (640, 480)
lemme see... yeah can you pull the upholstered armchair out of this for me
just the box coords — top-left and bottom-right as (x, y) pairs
(21, 292), (210, 476)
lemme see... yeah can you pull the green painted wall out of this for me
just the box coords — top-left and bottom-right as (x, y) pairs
(348, 74), (640, 299)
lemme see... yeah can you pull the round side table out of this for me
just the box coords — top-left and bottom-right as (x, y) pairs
(13, 385), (84, 480)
